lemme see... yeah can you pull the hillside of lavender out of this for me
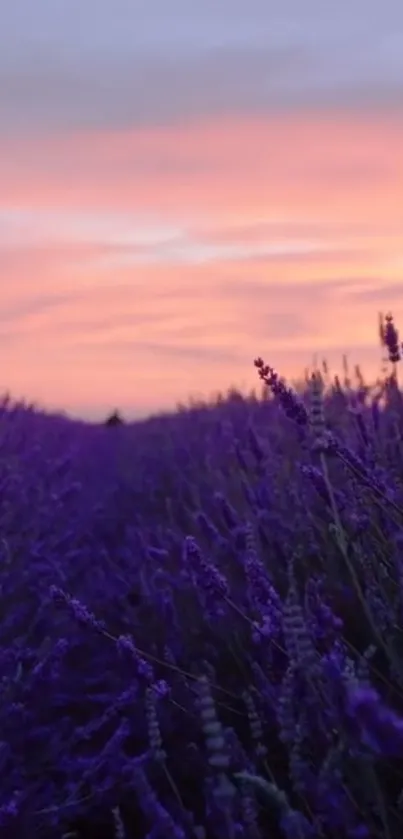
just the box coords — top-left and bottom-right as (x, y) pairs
(2, 313), (403, 839)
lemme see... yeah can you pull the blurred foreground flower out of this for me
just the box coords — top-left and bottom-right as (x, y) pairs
(347, 683), (403, 756)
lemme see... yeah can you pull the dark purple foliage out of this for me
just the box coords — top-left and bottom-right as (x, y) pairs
(1, 317), (403, 838)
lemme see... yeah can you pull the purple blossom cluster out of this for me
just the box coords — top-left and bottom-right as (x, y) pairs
(1, 317), (403, 837)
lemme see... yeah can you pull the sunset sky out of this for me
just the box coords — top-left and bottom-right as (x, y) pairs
(1, 1), (403, 420)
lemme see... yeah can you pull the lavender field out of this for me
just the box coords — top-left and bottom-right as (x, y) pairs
(2, 314), (403, 839)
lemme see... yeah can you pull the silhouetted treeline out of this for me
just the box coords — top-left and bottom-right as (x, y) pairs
(105, 410), (124, 427)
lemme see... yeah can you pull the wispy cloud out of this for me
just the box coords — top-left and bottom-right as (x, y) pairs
(0, 2), (402, 417)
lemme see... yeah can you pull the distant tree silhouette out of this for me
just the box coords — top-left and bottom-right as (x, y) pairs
(105, 410), (124, 427)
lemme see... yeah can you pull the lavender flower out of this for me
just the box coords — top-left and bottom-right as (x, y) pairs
(383, 312), (401, 364)
(49, 585), (105, 632)
(183, 535), (229, 599)
(347, 684), (403, 756)
(254, 358), (308, 426)
(145, 686), (166, 761)
(116, 635), (154, 682)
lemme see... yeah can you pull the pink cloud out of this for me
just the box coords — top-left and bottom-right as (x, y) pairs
(0, 112), (402, 417)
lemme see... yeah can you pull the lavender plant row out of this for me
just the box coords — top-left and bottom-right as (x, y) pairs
(1, 316), (403, 838)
